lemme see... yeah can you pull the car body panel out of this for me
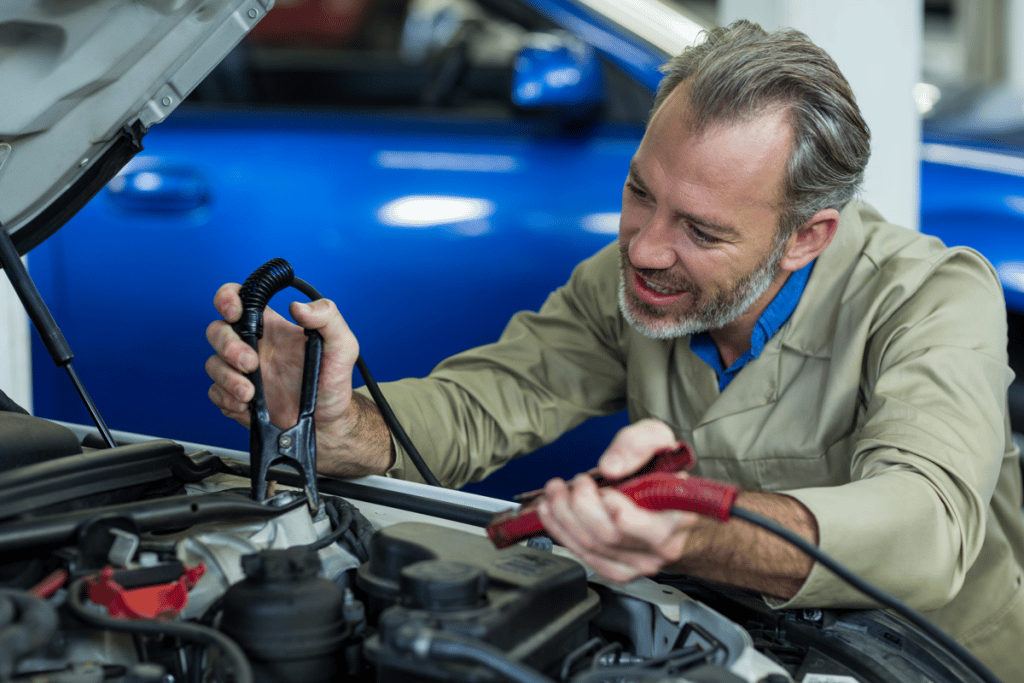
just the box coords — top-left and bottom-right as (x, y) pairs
(29, 106), (640, 497)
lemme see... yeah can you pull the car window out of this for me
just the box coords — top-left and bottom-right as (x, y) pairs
(188, 0), (652, 124)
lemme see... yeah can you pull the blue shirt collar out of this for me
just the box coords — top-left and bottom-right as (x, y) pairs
(690, 260), (814, 391)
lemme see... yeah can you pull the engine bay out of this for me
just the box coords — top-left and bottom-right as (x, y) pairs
(0, 425), (987, 683)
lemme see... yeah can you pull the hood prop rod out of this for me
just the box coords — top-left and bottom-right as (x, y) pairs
(0, 221), (116, 449)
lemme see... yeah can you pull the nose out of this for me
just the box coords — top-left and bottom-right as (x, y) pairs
(626, 211), (679, 271)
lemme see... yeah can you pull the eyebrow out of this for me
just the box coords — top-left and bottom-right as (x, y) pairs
(627, 162), (743, 240)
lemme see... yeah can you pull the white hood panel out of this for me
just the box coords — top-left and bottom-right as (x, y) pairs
(0, 0), (273, 246)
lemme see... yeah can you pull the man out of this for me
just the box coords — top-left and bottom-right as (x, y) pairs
(207, 21), (1024, 681)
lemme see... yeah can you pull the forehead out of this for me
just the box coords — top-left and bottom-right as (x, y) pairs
(635, 85), (792, 224)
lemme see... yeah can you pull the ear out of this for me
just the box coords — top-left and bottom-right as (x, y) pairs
(778, 208), (840, 273)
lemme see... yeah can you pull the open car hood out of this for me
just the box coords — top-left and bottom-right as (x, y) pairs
(0, 0), (273, 254)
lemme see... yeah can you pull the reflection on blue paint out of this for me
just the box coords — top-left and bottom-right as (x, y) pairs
(375, 150), (518, 173)
(378, 195), (495, 229)
(581, 212), (620, 234)
(997, 261), (1024, 295)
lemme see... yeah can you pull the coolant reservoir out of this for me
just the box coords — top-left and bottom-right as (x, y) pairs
(221, 547), (347, 683)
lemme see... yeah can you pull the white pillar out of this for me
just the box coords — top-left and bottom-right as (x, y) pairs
(1008, 0), (1024, 87)
(719, 0), (922, 231)
(0, 255), (32, 412)
(962, 0), (1005, 85)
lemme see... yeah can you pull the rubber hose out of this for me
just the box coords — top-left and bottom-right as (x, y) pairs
(403, 627), (556, 683)
(66, 578), (253, 683)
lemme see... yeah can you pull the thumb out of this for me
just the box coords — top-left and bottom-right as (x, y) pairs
(598, 418), (677, 479)
(290, 298), (359, 358)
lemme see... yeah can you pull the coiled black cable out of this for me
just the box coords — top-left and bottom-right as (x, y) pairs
(66, 578), (253, 683)
(234, 259), (442, 486)
(235, 257), (294, 341)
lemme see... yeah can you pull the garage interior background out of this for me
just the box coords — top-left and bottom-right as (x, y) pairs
(0, 0), (1018, 436)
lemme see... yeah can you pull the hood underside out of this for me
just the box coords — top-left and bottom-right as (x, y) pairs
(0, 0), (273, 254)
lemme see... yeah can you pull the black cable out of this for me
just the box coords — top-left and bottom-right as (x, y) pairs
(289, 277), (442, 487)
(66, 578), (253, 683)
(395, 626), (557, 683)
(729, 506), (1003, 683)
(568, 646), (710, 683)
(307, 497), (354, 551)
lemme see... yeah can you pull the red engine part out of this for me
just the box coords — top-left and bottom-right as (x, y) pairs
(86, 563), (206, 619)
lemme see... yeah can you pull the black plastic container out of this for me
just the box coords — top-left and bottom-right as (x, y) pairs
(358, 521), (600, 683)
(221, 547), (347, 683)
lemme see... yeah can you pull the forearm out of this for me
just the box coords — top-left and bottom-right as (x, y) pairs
(669, 491), (819, 600)
(316, 392), (396, 478)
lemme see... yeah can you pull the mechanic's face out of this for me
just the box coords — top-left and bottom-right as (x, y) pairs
(618, 85), (794, 339)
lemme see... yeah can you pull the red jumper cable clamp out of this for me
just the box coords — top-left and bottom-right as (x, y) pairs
(487, 441), (739, 549)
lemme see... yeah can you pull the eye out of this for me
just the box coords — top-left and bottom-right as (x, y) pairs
(626, 181), (650, 202)
(689, 223), (722, 245)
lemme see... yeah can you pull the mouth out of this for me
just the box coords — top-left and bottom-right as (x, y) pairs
(631, 272), (691, 307)
(641, 278), (676, 295)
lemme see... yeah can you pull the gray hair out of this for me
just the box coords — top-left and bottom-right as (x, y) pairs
(654, 20), (871, 239)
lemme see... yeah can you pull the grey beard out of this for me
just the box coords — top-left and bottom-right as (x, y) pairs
(618, 241), (786, 340)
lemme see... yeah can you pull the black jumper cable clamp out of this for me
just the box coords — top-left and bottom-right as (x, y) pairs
(233, 258), (322, 512)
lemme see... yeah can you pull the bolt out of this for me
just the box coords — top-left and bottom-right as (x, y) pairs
(279, 434), (292, 448)
(802, 608), (823, 622)
(161, 96), (172, 107)
(248, 8), (259, 18)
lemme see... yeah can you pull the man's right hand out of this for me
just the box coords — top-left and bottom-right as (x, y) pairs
(204, 283), (395, 477)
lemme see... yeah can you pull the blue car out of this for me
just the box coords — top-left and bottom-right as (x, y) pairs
(26, 0), (1024, 499)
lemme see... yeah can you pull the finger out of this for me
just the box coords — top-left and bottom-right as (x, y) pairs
(541, 475), (618, 550)
(582, 556), (644, 584)
(205, 353), (255, 404)
(208, 384), (251, 427)
(598, 418), (678, 480)
(536, 479), (576, 547)
(213, 283), (243, 323)
(289, 298), (359, 362)
(603, 489), (695, 564)
(206, 320), (259, 374)
(538, 486), (642, 583)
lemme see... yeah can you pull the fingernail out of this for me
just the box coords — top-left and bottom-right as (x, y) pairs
(295, 302), (311, 314)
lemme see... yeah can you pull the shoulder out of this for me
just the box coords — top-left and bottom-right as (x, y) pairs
(844, 204), (1007, 358)
(794, 202), (1007, 358)
(859, 208), (1002, 313)
(825, 202), (1002, 316)
(554, 240), (623, 312)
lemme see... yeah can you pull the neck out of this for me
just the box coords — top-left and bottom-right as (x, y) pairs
(708, 271), (791, 367)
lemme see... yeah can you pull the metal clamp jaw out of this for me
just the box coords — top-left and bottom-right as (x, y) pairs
(233, 258), (321, 512)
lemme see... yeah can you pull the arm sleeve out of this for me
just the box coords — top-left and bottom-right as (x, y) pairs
(358, 243), (630, 488)
(775, 248), (1014, 610)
